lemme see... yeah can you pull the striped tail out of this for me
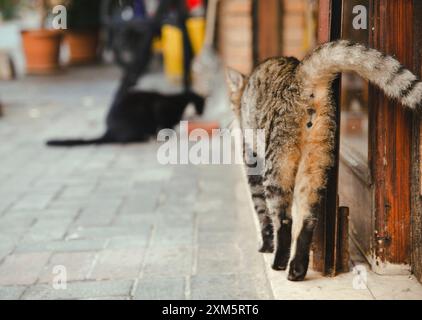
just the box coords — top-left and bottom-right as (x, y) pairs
(297, 40), (422, 111)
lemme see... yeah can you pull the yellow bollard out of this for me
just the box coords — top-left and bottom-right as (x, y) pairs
(162, 17), (205, 81)
(162, 24), (184, 81)
(187, 17), (205, 55)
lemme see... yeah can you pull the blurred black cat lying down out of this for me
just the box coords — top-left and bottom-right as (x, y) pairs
(46, 90), (205, 147)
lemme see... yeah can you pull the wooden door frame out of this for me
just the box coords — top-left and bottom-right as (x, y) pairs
(411, 0), (422, 283)
(368, 0), (413, 274)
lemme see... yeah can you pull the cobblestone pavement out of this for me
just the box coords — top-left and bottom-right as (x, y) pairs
(0, 66), (272, 300)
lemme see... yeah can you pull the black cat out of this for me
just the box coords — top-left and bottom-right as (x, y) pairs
(46, 90), (205, 147)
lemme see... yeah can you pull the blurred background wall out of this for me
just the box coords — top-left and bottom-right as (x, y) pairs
(217, 0), (318, 75)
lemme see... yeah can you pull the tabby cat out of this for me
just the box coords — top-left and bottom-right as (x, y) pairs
(47, 90), (205, 147)
(226, 40), (422, 281)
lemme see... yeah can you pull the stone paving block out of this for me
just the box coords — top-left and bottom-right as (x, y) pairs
(47, 200), (84, 211)
(21, 217), (73, 243)
(22, 280), (134, 300)
(107, 235), (151, 249)
(197, 231), (257, 253)
(74, 210), (115, 227)
(196, 245), (242, 275)
(4, 208), (79, 219)
(151, 226), (194, 247)
(134, 276), (186, 300)
(160, 193), (198, 207)
(130, 181), (162, 195)
(249, 271), (274, 300)
(30, 184), (63, 199)
(59, 183), (95, 199)
(80, 203), (120, 215)
(0, 240), (16, 261)
(194, 200), (239, 218)
(88, 249), (144, 280)
(0, 215), (35, 233)
(83, 198), (123, 211)
(133, 180), (165, 195)
(11, 194), (56, 211)
(0, 250), (11, 263)
(155, 213), (195, 229)
(113, 213), (156, 226)
(0, 234), (22, 249)
(143, 246), (193, 277)
(95, 180), (132, 193)
(0, 225), (27, 242)
(132, 168), (173, 183)
(0, 286), (26, 300)
(155, 204), (194, 217)
(119, 195), (159, 215)
(93, 187), (130, 198)
(162, 179), (199, 195)
(198, 214), (239, 232)
(239, 244), (271, 274)
(66, 225), (150, 240)
(0, 198), (16, 215)
(14, 239), (107, 254)
(199, 181), (237, 198)
(38, 252), (96, 284)
(0, 253), (50, 286)
(193, 199), (226, 214)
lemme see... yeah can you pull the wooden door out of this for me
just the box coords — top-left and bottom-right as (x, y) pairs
(338, 0), (421, 275)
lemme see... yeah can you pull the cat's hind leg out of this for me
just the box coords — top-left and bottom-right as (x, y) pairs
(287, 113), (335, 281)
(263, 153), (299, 271)
(248, 175), (274, 253)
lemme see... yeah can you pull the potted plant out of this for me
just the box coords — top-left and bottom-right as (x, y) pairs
(65, 0), (101, 65)
(20, 0), (67, 74)
(0, 0), (19, 21)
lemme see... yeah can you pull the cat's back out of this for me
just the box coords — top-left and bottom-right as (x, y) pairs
(242, 57), (301, 128)
(248, 56), (300, 98)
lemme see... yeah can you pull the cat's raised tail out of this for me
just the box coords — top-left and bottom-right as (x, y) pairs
(298, 40), (422, 111)
(46, 134), (112, 147)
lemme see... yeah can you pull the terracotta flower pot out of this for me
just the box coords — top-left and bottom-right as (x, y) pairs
(65, 30), (99, 65)
(21, 29), (63, 75)
(188, 121), (220, 135)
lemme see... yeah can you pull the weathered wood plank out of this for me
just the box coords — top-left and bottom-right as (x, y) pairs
(369, 0), (412, 268)
(411, 0), (422, 283)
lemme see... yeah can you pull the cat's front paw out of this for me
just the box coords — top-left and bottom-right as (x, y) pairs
(271, 263), (287, 271)
(271, 256), (288, 271)
(271, 248), (290, 271)
(287, 258), (309, 281)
